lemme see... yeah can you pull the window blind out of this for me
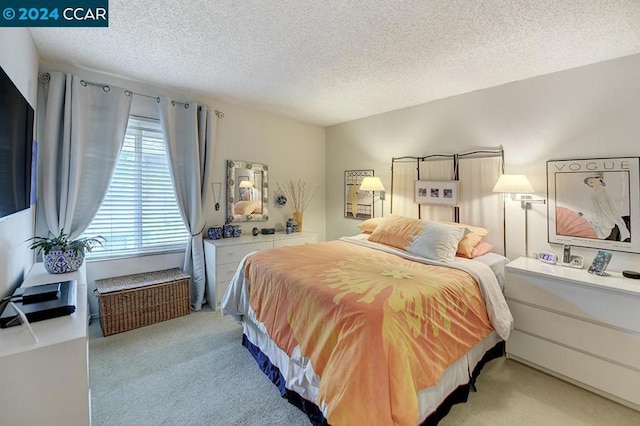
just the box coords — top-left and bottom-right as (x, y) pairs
(82, 116), (188, 258)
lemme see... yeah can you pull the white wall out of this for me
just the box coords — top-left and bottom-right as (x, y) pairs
(38, 62), (326, 315)
(0, 29), (39, 298)
(326, 53), (640, 272)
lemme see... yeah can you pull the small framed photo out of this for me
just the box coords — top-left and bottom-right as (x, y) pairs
(415, 180), (459, 206)
(588, 250), (613, 276)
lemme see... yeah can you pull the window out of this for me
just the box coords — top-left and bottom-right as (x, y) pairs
(82, 116), (188, 258)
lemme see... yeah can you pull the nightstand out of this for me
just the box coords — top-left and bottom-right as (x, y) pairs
(505, 257), (640, 411)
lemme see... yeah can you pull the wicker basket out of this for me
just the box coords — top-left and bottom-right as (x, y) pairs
(95, 268), (190, 336)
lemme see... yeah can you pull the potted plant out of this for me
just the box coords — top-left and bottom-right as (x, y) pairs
(27, 229), (105, 274)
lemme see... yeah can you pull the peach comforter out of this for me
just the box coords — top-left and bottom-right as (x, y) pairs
(223, 238), (512, 426)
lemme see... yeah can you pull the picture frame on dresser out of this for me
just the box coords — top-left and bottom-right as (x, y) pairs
(547, 157), (640, 253)
(587, 250), (613, 276)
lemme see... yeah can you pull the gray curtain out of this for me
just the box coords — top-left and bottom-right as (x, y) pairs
(36, 72), (132, 240)
(157, 98), (217, 311)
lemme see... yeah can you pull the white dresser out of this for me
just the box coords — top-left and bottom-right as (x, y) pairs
(0, 263), (90, 425)
(505, 257), (640, 411)
(204, 232), (318, 306)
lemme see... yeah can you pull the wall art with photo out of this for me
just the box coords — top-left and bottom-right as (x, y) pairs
(547, 157), (640, 253)
(414, 180), (459, 207)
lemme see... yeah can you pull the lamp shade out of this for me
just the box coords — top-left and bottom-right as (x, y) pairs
(492, 174), (534, 194)
(239, 180), (253, 188)
(359, 176), (385, 192)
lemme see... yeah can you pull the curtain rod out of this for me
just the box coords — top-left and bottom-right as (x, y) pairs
(38, 72), (224, 118)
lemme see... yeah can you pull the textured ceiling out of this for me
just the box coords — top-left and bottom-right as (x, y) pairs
(30, 0), (640, 126)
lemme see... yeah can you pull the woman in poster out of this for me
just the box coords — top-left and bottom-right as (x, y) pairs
(581, 173), (631, 242)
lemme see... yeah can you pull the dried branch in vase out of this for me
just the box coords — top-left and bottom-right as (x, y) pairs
(276, 180), (319, 213)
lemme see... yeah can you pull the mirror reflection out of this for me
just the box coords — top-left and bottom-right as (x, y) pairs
(227, 160), (269, 222)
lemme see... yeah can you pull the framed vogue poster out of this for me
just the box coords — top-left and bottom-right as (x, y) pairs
(547, 157), (640, 253)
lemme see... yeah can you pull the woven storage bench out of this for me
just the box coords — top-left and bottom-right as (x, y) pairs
(95, 268), (190, 336)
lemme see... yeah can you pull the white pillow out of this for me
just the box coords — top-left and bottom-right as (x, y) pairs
(406, 221), (467, 262)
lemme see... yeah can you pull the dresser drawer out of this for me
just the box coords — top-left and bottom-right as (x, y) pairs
(216, 262), (242, 283)
(506, 271), (640, 333)
(216, 241), (273, 265)
(216, 280), (231, 304)
(509, 301), (640, 370)
(273, 235), (317, 248)
(507, 330), (640, 407)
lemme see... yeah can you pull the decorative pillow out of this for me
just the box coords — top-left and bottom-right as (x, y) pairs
(456, 233), (485, 257)
(437, 220), (489, 258)
(437, 220), (489, 237)
(234, 201), (261, 215)
(368, 215), (424, 249)
(407, 221), (468, 262)
(357, 217), (384, 234)
(368, 215), (467, 262)
(467, 241), (494, 258)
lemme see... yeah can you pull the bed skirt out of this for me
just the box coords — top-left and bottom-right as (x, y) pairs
(242, 334), (505, 426)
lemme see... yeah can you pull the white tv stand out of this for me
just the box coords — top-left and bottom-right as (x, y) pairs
(0, 263), (90, 425)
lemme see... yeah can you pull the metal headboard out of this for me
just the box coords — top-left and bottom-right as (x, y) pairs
(390, 146), (505, 253)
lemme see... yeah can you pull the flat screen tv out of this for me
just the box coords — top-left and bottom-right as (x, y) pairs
(0, 66), (34, 219)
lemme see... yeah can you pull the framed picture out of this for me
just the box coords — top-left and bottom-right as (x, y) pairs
(344, 170), (374, 219)
(414, 180), (459, 206)
(547, 157), (640, 253)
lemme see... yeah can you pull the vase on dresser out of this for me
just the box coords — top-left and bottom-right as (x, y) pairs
(293, 211), (303, 232)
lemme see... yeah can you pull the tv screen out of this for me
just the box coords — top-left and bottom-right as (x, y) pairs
(0, 66), (34, 218)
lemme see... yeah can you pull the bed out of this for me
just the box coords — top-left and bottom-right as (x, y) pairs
(221, 216), (513, 425)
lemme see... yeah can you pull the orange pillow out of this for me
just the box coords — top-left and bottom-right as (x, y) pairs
(368, 215), (424, 249)
(357, 217), (384, 234)
(456, 233), (485, 258)
(437, 220), (489, 258)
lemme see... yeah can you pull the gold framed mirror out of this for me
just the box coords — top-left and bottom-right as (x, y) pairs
(226, 160), (269, 222)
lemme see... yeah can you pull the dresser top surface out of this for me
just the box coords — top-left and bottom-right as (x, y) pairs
(506, 256), (640, 296)
(204, 231), (317, 247)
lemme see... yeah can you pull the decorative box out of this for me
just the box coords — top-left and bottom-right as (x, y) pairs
(222, 224), (234, 238)
(232, 225), (242, 237)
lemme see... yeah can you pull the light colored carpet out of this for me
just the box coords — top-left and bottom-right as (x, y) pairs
(89, 308), (640, 426)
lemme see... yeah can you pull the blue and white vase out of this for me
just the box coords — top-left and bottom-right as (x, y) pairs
(222, 224), (234, 238)
(207, 226), (223, 240)
(44, 249), (85, 274)
(286, 218), (297, 234)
